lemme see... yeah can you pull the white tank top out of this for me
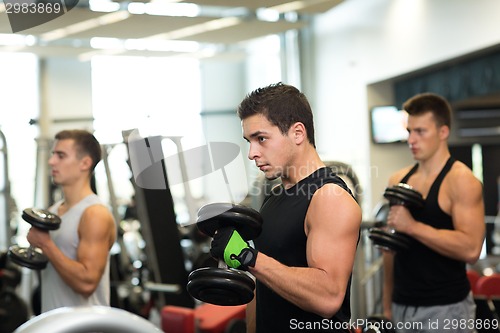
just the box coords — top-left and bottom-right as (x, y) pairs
(41, 194), (112, 312)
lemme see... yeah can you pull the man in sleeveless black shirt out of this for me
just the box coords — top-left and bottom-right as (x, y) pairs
(210, 83), (361, 332)
(382, 93), (485, 333)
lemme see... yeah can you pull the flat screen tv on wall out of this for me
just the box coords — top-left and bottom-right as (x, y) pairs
(370, 106), (409, 144)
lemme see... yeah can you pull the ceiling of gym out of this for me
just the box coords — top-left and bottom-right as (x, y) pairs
(0, 0), (343, 59)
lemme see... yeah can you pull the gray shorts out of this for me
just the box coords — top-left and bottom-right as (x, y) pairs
(391, 292), (477, 333)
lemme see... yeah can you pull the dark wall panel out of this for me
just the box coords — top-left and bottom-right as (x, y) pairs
(482, 145), (500, 217)
(449, 145), (473, 170)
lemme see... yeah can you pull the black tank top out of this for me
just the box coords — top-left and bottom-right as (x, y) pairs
(393, 157), (470, 306)
(255, 167), (356, 333)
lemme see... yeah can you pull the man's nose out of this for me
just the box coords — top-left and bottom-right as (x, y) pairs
(247, 143), (259, 160)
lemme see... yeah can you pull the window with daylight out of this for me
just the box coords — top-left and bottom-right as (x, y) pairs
(0, 52), (39, 249)
(91, 55), (203, 225)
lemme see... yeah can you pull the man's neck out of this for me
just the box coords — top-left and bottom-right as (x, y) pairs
(60, 183), (94, 209)
(282, 148), (325, 189)
(418, 147), (451, 177)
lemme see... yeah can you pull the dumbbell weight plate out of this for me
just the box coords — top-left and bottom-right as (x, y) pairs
(22, 208), (61, 231)
(368, 228), (411, 252)
(383, 183), (424, 209)
(8, 245), (48, 270)
(197, 204), (263, 240)
(0, 289), (29, 333)
(187, 267), (255, 306)
(197, 211), (262, 240)
(198, 203), (263, 224)
(369, 183), (424, 252)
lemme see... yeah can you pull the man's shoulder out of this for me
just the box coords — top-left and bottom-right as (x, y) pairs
(442, 161), (482, 200)
(81, 198), (114, 222)
(447, 161), (480, 184)
(388, 165), (415, 185)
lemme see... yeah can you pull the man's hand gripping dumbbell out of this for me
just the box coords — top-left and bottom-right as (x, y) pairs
(210, 227), (258, 270)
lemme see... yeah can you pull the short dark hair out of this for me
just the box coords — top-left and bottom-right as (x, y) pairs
(402, 92), (452, 129)
(237, 82), (316, 147)
(55, 129), (101, 172)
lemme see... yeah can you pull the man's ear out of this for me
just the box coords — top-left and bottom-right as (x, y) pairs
(290, 122), (306, 144)
(439, 125), (450, 140)
(80, 155), (93, 172)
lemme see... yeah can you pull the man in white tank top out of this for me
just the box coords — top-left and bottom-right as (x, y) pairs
(27, 129), (116, 312)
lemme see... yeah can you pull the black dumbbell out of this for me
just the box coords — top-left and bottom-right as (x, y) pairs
(186, 202), (262, 306)
(368, 183), (424, 252)
(8, 208), (61, 270)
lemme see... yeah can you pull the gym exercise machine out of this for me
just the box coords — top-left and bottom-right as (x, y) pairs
(13, 306), (162, 333)
(123, 130), (194, 309)
(0, 129), (13, 252)
(122, 130), (262, 331)
(0, 251), (29, 333)
(0, 130), (30, 332)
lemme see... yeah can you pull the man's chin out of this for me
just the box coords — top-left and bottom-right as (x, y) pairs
(264, 173), (280, 181)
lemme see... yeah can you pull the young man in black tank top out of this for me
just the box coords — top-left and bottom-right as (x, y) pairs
(210, 83), (362, 332)
(382, 93), (485, 333)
